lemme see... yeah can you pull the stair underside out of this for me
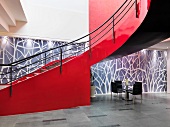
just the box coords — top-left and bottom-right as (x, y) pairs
(106, 0), (170, 60)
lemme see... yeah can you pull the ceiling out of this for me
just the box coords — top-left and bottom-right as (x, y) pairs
(148, 38), (170, 50)
(0, 0), (27, 32)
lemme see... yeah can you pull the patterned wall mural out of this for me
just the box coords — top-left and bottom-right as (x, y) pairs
(91, 50), (167, 93)
(0, 36), (167, 93)
(0, 36), (86, 84)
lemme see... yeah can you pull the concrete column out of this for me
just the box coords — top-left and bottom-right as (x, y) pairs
(167, 49), (170, 93)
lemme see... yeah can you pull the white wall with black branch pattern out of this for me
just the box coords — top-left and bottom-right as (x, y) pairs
(91, 50), (167, 93)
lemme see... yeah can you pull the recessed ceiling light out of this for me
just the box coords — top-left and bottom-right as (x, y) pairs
(26, 39), (33, 48)
(167, 47), (169, 49)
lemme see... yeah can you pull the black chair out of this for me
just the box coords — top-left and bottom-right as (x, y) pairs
(129, 82), (142, 103)
(111, 82), (123, 99)
(115, 81), (122, 85)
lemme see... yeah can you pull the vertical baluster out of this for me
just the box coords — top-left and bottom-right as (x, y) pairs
(28, 60), (31, 73)
(60, 47), (62, 74)
(51, 50), (55, 61)
(10, 66), (12, 96)
(113, 16), (116, 43)
(40, 54), (42, 68)
(89, 36), (92, 58)
(135, 0), (138, 18)
(147, 0), (150, 10)
(84, 42), (86, 52)
(45, 52), (47, 65)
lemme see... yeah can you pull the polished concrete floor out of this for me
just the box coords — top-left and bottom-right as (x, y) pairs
(1, 93), (170, 127)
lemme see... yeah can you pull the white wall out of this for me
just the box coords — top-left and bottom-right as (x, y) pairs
(0, 0), (89, 42)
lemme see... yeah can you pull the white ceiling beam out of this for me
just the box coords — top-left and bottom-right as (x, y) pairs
(0, 0), (16, 26)
(0, 15), (9, 31)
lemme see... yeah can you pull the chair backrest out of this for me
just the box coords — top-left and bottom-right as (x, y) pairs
(115, 81), (122, 85)
(111, 82), (118, 93)
(111, 82), (122, 93)
(133, 82), (142, 95)
(115, 81), (122, 89)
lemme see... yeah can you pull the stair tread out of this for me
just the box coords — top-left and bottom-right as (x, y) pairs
(41, 68), (47, 70)
(40, 68), (47, 72)
(34, 73), (40, 75)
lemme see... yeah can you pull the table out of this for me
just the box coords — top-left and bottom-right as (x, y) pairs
(122, 85), (132, 101)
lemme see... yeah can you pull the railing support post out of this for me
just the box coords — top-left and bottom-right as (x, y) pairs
(28, 60), (31, 73)
(147, 0), (150, 10)
(52, 51), (54, 61)
(10, 66), (12, 96)
(89, 36), (92, 58)
(28, 64), (30, 73)
(135, 0), (138, 18)
(40, 54), (42, 67)
(113, 16), (116, 43)
(84, 42), (86, 52)
(45, 52), (47, 65)
(60, 47), (62, 74)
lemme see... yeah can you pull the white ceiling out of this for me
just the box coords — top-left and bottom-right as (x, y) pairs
(148, 38), (170, 50)
(5, 0), (27, 21)
(0, 0), (27, 32)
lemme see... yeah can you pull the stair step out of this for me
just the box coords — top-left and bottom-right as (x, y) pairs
(53, 62), (60, 66)
(64, 59), (69, 62)
(0, 85), (9, 90)
(46, 65), (54, 70)
(34, 73), (40, 76)
(40, 69), (47, 72)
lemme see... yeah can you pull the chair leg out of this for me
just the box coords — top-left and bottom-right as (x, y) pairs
(118, 93), (121, 99)
(120, 93), (122, 99)
(133, 95), (135, 104)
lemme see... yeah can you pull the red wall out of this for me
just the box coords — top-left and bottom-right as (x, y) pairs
(0, 56), (91, 115)
(89, 0), (125, 33)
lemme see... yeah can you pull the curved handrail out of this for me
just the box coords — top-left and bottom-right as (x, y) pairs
(0, 0), (137, 85)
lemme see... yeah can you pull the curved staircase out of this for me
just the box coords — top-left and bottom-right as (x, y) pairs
(0, 0), (168, 116)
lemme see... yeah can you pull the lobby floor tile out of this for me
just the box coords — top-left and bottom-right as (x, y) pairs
(1, 93), (170, 127)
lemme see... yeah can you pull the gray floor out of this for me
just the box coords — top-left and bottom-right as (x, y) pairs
(1, 93), (170, 127)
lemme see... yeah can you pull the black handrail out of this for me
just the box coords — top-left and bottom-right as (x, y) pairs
(0, 0), (138, 96)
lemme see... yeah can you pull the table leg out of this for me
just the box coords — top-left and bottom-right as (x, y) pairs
(126, 91), (129, 100)
(125, 91), (132, 101)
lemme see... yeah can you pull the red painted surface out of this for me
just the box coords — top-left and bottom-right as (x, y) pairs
(89, 0), (125, 32)
(147, 0), (151, 10)
(137, 0), (142, 18)
(0, 0), (150, 116)
(89, 0), (125, 45)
